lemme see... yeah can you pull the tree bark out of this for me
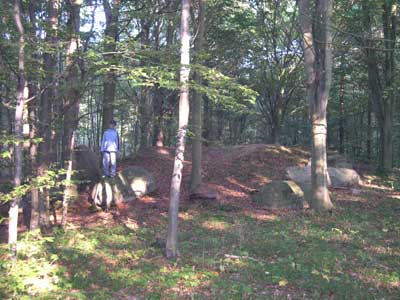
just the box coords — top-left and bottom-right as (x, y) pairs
(38, 0), (60, 227)
(62, 0), (82, 227)
(189, 0), (206, 191)
(101, 0), (120, 134)
(299, 0), (334, 211)
(166, 0), (191, 259)
(9, 0), (26, 254)
(27, 0), (39, 230)
(362, 0), (397, 172)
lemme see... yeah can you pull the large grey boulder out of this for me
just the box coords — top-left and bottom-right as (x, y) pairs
(91, 166), (156, 209)
(328, 167), (361, 187)
(286, 166), (312, 185)
(73, 145), (102, 183)
(286, 165), (360, 188)
(252, 180), (306, 209)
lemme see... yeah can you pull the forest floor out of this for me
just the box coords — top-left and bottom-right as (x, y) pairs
(1, 144), (399, 300)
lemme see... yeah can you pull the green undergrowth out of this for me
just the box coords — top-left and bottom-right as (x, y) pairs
(1, 192), (399, 299)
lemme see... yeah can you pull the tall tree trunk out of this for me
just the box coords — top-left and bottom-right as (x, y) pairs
(139, 20), (152, 150)
(27, 0), (39, 230)
(362, 0), (397, 172)
(38, 0), (60, 227)
(299, 0), (334, 211)
(381, 0), (396, 171)
(101, 0), (120, 134)
(62, 0), (82, 226)
(190, 0), (205, 191)
(9, 0), (26, 254)
(166, 0), (191, 259)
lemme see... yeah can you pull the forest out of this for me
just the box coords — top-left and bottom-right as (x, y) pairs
(0, 0), (399, 299)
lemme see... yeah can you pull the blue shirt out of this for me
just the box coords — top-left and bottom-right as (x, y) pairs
(101, 128), (119, 152)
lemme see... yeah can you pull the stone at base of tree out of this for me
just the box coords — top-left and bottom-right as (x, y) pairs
(189, 184), (219, 201)
(252, 180), (305, 209)
(328, 167), (361, 187)
(91, 166), (156, 209)
(286, 166), (360, 188)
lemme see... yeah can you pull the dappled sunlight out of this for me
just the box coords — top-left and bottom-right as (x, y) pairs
(201, 219), (231, 231)
(227, 176), (264, 192)
(209, 183), (248, 200)
(244, 209), (278, 222)
(179, 211), (193, 221)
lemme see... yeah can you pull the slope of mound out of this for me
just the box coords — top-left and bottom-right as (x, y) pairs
(118, 144), (309, 206)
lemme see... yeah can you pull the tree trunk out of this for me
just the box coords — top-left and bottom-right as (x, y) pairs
(362, 0), (397, 172)
(139, 20), (152, 150)
(101, 0), (120, 134)
(9, 0), (26, 254)
(190, 0), (205, 191)
(27, 0), (39, 230)
(203, 95), (212, 144)
(62, 0), (82, 226)
(166, 0), (191, 259)
(299, 0), (334, 211)
(381, 0), (396, 171)
(38, 0), (60, 227)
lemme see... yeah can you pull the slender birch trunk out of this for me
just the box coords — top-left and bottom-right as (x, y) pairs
(166, 0), (191, 259)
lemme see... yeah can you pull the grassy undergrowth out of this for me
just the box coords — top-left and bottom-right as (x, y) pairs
(1, 192), (399, 299)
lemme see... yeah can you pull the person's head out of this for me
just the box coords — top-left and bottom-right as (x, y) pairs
(109, 119), (116, 128)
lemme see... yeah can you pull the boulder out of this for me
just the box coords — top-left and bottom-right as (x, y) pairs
(286, 166), (360, 188)
(286, 165), (312, 185)
(328, 167), (361, 187)
(91, 166), (156, 209)
(73, 145), (102, 184)
(252, 180), (305, 209)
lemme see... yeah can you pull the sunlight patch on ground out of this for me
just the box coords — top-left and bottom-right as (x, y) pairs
(122, 217), (140, 230)
(212, 184), (248, 198)
(227, 177), (261, 191)
(244, 210), (278, 222)
(179, 212), (193, 220)
(201, 219), (231, 231)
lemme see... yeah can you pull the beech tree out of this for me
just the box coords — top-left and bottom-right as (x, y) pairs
(189, 0), (206, 191)
(298, 0), (334, 211)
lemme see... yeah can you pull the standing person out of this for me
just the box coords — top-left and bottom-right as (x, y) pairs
(101, 119), (119, 177)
